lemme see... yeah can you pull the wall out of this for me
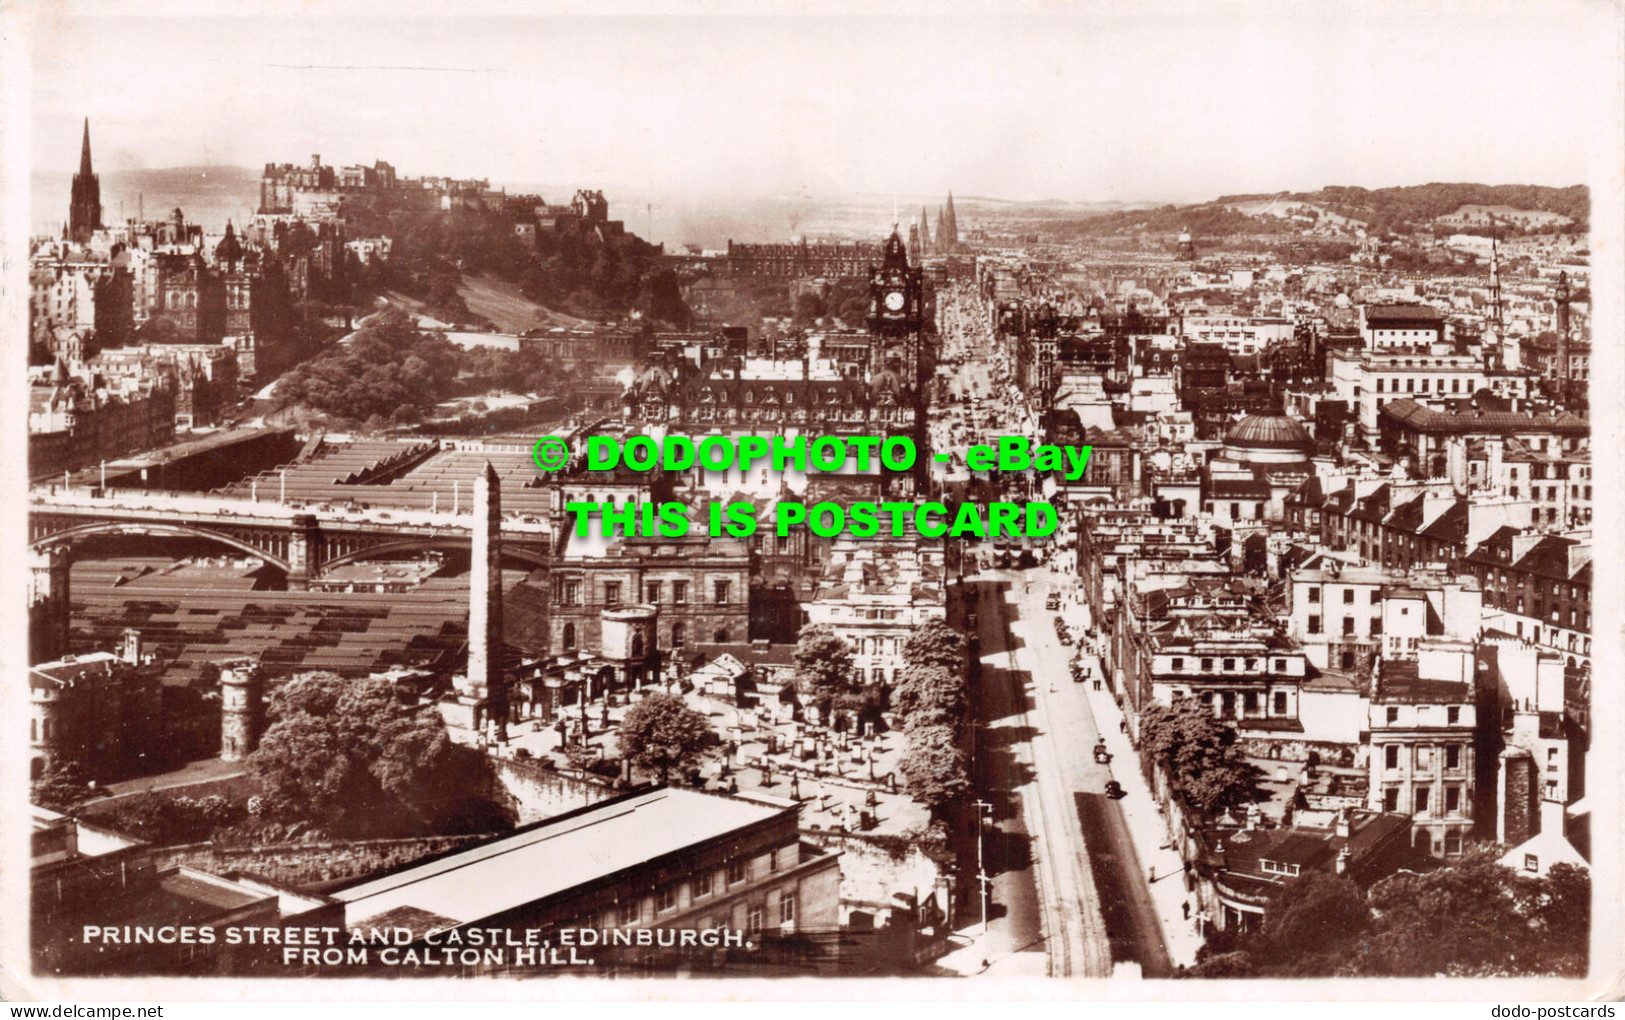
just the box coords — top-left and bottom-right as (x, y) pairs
(800, 828), (946, 924)
(155, 835), (484, 890)
(492, 757), (616, 824)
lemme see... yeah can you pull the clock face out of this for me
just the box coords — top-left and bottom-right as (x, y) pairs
(884, 290), (906, 312)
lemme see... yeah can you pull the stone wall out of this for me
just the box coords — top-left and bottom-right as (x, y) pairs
(155, 835), (483, 890)
(800, 828), (946, 922)
(492, 757), (616, 824)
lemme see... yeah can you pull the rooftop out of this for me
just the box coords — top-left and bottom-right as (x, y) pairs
(333, 788), (792, 927)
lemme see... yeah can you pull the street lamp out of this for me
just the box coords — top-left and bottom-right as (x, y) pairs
(973, 798), (993, 934)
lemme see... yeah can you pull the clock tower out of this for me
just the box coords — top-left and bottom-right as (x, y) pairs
(868, 228), (924, 337)
(867, 228), (933, 489)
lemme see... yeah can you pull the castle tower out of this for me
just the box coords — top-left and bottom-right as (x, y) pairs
(219, 662), (265, 761)
(69, 118), (102, 245)
(28, 547), (70, 665)
(469, 462), (509, 741)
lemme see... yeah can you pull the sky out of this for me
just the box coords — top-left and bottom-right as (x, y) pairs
(22, 0), (1619, 206)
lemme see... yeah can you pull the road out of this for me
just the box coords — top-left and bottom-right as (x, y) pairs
(1015, 568), (1175, 977)
(965, 564), (1174, 978)
(934, 282), (1172, 977)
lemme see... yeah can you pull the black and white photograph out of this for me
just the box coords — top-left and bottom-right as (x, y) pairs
(2, 0), (1620, 1003)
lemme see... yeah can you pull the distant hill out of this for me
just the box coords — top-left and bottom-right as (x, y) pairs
(1046, 182), (1588, 240)
(31, 165), (259, 235)
(1215, 183), (1588, 236)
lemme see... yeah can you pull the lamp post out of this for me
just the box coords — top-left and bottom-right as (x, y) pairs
(971, 799), (993, 934)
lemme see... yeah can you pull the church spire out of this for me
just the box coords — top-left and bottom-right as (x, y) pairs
(80, 118), (94, 177)
(69, 117), (102, 244)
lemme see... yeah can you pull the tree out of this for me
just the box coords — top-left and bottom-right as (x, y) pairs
(1139, 699), (1264, 816)
(897, 721), (971, 812)
(617, 693), (715, 783)
(248, 673), (511, 838)
(31, 762), (94, 812)
(894, 621), (970, 729)
(792, 625), (856, 716)
(1350, 847), (1584, 977)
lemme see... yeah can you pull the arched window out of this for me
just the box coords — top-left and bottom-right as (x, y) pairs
(562, 623), (576, 649)
(671, 622), (686, 647)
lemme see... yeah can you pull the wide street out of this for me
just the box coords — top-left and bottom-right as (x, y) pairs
(927, 283), (1174, 977)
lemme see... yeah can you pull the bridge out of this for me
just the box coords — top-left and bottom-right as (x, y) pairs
(29, 491), (555, 588)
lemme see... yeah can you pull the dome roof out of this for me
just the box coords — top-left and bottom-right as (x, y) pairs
(1224, 414), (1312, 450)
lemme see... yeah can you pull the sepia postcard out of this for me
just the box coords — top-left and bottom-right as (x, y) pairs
(0, 0), (1620, 1004)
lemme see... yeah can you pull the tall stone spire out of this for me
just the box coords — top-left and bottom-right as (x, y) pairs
(469, 462), (508, 741)
(69, 118), (102, 244)
(919, 205), (933, 254)
(943, 190), (958, 250)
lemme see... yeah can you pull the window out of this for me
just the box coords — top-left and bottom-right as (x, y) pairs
(1275, 659), (1287, 672)
(1223, 658), (1236, 671)
(1447, 706), (1460, 725)
(1308, 588), (1320, 604)
(1342, 588), (1355, 604)
(1370, 616), (1382, 636)
(714, 580), (731, 604)
(1273, 691), (1288, 714)
(1446, 745), (1461, 770)
(1243, 692), (1259, 713)
(747, 906), (764, 933)
(604, 581), (622, 606)
(657, 884), (679, 913)
(562, 623), (576, 649)
(562, 580), (582, 605)
(1201, 658), (1214, 671)
(671, 622), (686, 647)
(1416, 745), (1432, 770)
(1369, 589), (1380, 603)
(1523, 854), (1539, 874)
(1383, 788), (1400, 811)
(1340, 650), (1355, 670)
(673, 581), (689, 604)
(618, 899), (641, 926)
(727, 859), (746, 885)
(1415, 786), (1430, 815)
(1385, 745), (1399, 769)
(1386, 707), (1400, 725)
(1342, 617), (1356, 636)
(1171, 657), (1185, 671)
(1445, 830), (1463, 854)
(694, 872), (712, 899)
(646, 581), (662, 603)
(779, 893), (796, 927)
(1308, 615), (1322, 635)
(1445, 786), (1460, 813)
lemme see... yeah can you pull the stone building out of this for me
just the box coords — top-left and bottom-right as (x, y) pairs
(29, 630), (161, 782)
(549, 532), (751, 659)
(331, 787), (845, 976)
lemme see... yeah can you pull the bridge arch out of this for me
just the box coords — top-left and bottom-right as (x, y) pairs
(317, 537), (549, 573)
(29, 521), (292, 573)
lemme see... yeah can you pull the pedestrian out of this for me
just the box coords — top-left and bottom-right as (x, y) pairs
(1182, 901), (1191, 920)
(1149, 865), (1156, 883)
